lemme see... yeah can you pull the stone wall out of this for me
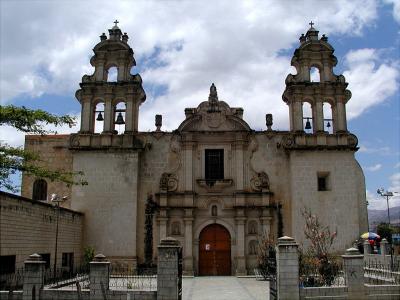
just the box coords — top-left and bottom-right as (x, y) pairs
(21, 135), (73, 208)
(0, 192), (83, 269)
(289, 150), (368, 251)
(71, 151), (140, 267)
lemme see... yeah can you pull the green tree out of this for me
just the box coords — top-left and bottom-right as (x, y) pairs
(0, 105), (87, 192)
(377, 223), (393, 244)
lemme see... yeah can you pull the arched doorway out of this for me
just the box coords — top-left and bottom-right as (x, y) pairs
(199, 224), (231, 275)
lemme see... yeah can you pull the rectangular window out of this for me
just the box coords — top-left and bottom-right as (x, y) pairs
(0, 255), (16, 274)
(39, 253), (51, 269)
(62, 253), (74, 269)
(317, 172), (330, 191)
(205, 149), (224, 180)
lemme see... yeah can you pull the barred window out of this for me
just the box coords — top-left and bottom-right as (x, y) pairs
(205, 149), (224, 180)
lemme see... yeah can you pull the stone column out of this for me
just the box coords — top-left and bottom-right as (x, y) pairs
(276, 236), (299, 300)
(80, 97), (93, 133)
(125, 97), (135, 133)
(235, 139), (244, 190)
(183, 211), (194, 276)
(89, 254), (110, 300)
(342, 248), (365, 300)
(183, 141), (194, 192)
(102, 95), (114, 133)
(292, 100), (303, 132)
(23, 253), (45, 300)
(235, 212), (247, 275)
(157, 237), (182, 300)
(158, 215), (168, 241)
(314, 100), (324, 132)
(335, 99), (347, 132)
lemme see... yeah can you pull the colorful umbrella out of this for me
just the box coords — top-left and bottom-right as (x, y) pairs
(361, 232), (380, 240)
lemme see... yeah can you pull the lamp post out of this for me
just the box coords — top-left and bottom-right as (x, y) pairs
(377, 188), (395, 270)
(51, 193), (67, 281)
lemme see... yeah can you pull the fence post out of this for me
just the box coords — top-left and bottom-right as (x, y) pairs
(89, 254), (110, 300)
(363, 240), (370, 254)
(23, 253), (45, 300)
(276, 236), (299, 300)
(342, 247), (365, 300)
(157, 237), (182, 300)
(380, 238), (388, 256)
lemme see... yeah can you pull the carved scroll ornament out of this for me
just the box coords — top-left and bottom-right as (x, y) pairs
(160, 173), (178, 192)
(250, 171), (270, 192)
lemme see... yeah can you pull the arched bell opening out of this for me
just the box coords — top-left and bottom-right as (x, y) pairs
(106, 66), (118, 82)
(310, 66), (321, 82)
(302, 102), (313, 133)
(323, 102), (334, 134)
(113, 101), (126, 134)
(93, 102), (105, 133)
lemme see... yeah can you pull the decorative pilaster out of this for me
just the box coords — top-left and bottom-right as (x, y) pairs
(235, 211), (247, 275)
(183, 210), (194, 276)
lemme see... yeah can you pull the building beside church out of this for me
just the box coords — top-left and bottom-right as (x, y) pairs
(18, 22), (367, 276)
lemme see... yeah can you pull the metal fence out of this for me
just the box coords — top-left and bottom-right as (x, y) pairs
(0, 268), (24, 290)
(44, 266), (89, 290)
(364, 261), (400, 285)
(109, 265), (157, 291)
(299, 256), (346, 287)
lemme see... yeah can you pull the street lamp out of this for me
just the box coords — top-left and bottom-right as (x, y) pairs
(376, 188), (396, 270)
(51, 193), (67, 281)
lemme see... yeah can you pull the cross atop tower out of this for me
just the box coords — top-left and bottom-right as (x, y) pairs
(309, 21), (314, 27)
(114, 20), (119, 27)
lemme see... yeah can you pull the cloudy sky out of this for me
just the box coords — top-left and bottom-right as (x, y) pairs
(1, 0), (399, 210)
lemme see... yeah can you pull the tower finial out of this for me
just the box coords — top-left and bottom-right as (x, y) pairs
(309, 21), (314, 28)
(114, 20), (119, 27)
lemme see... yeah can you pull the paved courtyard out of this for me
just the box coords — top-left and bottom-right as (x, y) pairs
(182, 276), (268, 300)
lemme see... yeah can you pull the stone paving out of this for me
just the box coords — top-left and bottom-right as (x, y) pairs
(182, 276), (268, 300)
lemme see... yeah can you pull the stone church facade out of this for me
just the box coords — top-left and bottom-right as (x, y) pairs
(21, 23), (368, 276)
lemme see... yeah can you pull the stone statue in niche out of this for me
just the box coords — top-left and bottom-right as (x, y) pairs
(249, 221), (258, 234)
(171, 222), (181, 235)
(211, 205), (218, 216)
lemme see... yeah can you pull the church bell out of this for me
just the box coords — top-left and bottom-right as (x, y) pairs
(96, 111), (104, 121)
(115, 112), (125, 125)
(305, 118), (312, 130)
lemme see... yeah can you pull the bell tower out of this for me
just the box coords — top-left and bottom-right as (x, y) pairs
(76, 21), (146, 134)
(282, 22), (351, 134)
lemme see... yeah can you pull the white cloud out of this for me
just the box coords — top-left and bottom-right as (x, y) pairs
(384, 0), (400, 23)
(395, 162), (400, 168)
(365, 163), (382, 171)
(344, 48), (399, 119)
(358, 144), (392, 155)
(0, 0), (380, 131)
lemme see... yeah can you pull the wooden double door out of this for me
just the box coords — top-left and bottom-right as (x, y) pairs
(199, 224), (231, 276)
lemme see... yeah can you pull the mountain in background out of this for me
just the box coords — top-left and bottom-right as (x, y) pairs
(368, 206), (400, 232)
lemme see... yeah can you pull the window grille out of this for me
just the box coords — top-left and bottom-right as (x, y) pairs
(205, 149), (224, 180)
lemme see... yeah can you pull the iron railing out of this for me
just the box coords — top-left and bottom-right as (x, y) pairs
(364, 261), (400, 285)
(44, 266), (89, 289)
(299, 257), (345, 287)
(0, 268), (24, 290)
(109, 266), (157, 291)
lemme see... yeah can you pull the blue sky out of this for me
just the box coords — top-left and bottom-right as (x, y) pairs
(0, 0), (399, 210)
